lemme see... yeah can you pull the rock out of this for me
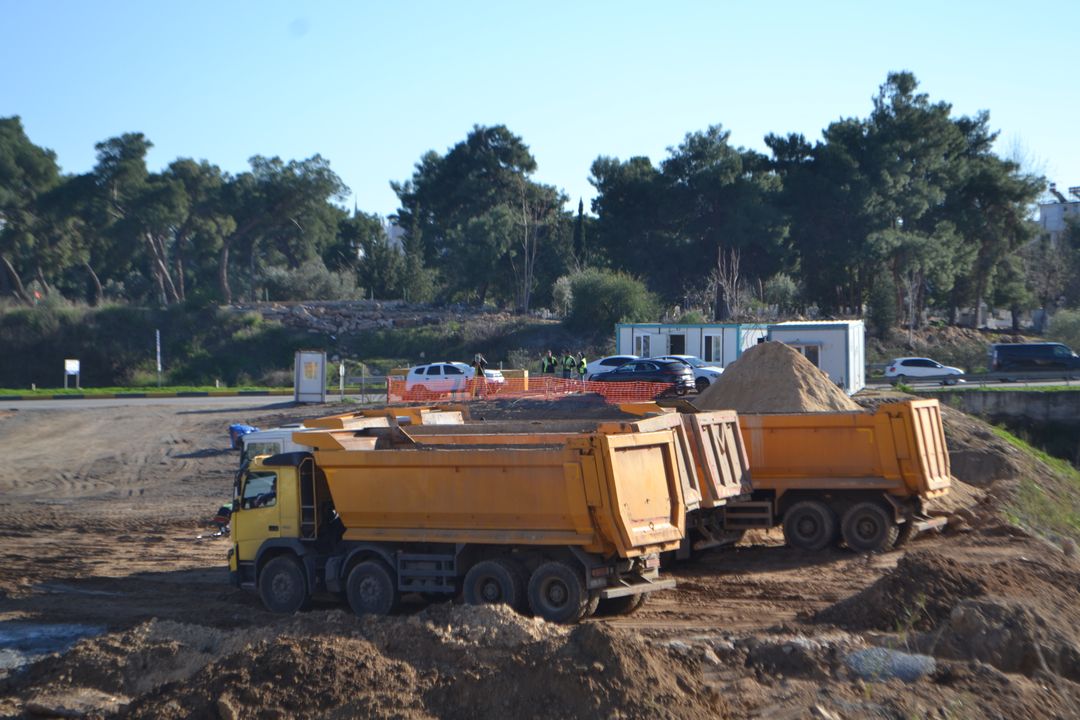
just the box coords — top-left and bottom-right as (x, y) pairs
(25, 688), (129, 718)
(216, 694), (239, 720)
(845, 647), (936, 682)
(1062, 538), (1077, 558)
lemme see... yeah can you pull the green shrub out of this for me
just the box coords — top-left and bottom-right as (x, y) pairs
(1048, 308), (1080, 351)
(565, 269), (659, 336)
(262, 260), (359, 301)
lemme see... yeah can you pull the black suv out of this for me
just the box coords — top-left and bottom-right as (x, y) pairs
(989, 343), (1080, 372)
(590, 359), (696, 395)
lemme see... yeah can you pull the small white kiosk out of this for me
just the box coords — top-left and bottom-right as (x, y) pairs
(293, 350), (327, 403)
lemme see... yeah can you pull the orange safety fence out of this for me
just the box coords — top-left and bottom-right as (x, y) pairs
(386, 376), (683, 404)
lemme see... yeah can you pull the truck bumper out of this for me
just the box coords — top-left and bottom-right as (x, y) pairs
(598, 576), (676, 600)
(911, 514), (948, 535)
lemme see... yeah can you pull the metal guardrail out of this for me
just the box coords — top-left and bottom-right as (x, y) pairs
(876, 371), (1080, 388)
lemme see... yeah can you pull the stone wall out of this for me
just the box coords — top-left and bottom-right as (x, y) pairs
(224, 300), (514, 336)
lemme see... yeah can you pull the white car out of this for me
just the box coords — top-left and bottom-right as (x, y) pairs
(884, 357), (964, 385)
(584, 355), (638, 380)
(654, 355), (724, 392)
(404, 362), (506, 396)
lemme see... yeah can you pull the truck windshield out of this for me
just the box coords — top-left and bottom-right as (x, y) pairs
(241, 471), (277, 509)
(242, 441), (281, 465)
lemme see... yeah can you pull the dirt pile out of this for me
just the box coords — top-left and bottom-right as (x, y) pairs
(694, 342), (861, 413)
(815, 550), (988, 631)
(816, 543), (1080, 683)
(8, 605), (721, 720)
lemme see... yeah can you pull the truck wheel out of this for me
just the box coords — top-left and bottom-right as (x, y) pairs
(528, 561), (588, 624)
(463, 559), (526, 610)
(892, 520), (916, 549)
(695, 377), (710, 393)
(595, 593), (648, 617)
(841, 502), (899, 553)
(782, 501), (836, 551)
(258, 556), (310, 614)
(346, 560), (400, 616)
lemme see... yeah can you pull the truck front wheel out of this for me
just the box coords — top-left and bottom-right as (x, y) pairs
(782, 501), (837, 551)
(346, 560), (400, 616)
(528, 561), (588, 624)
(258, 556), (310, 614)
(463, 559), (526, 610)
(841, 502), (898, 553)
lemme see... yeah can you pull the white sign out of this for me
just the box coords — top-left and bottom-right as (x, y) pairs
(64, 359), (80, 375)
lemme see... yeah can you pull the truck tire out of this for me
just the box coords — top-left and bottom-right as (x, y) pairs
(892, 519), (916, 549)
(346, 560), (400, 617)
(258, 555), (310, 614)
(595, 593), (647, 617)
(527, 561), (588, 624)
(782, 501), (836, 551)
(463, 559), (526, 610)
(695, 377), (710, 393)
(841, 502), (899, 553)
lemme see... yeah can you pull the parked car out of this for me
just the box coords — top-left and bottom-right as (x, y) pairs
(584, 354), (638, 380)
(404, 362), (506, 397)
(884, 357), (964, 385)
(589, 358), (695, 395)
(989, 343), (1080, 374)
(653, 355), (724, 392)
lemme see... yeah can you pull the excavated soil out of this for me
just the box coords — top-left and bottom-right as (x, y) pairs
(2, 382), (1080, 717)
(694, 341), (862, 413)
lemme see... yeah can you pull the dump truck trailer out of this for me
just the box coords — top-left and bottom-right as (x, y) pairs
(720, 399), (951, 552)
(229, 425), (685, 623)
(401, 410), (753, 557)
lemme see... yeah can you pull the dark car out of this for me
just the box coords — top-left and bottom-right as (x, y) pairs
(589, 358), (696, 395)
(989, 343), (1080, 373)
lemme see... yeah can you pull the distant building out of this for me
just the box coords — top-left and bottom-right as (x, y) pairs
(615, 319), (865, 394)
(1038, 183), (1080, 243)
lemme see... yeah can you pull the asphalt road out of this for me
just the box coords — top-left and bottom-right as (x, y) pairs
(3, 396), (306, 411)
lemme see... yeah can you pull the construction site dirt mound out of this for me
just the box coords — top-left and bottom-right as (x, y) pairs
(816, 550), (988, 631)
(468, 394), (637, 421)
(694, 341), (862, 413)
(18, 605), (720, 720)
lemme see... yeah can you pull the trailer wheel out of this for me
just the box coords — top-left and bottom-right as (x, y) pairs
(782, 501), (836, 551)
(892, 520), (916, 549)
(841, 502), (899, 553)
(463, 559), (526, 610)
(528, 561), (588, 623)
(595, 593), (648, 617)
(258, 556), (310, 614)
(346, 560), (400, 617)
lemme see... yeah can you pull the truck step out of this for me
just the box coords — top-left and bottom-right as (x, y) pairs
(722, 501), (773, 529)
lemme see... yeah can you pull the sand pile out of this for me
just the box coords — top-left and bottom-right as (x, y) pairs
(694, 342), (861, 413)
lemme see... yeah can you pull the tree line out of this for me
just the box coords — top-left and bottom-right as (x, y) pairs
(3, 71), (1078, 335)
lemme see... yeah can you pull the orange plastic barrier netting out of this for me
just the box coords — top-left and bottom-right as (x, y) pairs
(386, 377), (681, 404)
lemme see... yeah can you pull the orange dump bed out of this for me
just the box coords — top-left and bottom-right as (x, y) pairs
(739, 399), (951, 499)
(301, 429), (686, 559)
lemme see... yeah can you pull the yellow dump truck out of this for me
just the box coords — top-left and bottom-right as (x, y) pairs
(229, 425), (685, 623)
(720, 399), (951, 552)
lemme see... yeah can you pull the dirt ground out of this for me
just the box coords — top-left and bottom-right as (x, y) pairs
(1, 399), (1079, 719)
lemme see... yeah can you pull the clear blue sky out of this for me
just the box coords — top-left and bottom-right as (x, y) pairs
(2, 1), (1076, 217)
